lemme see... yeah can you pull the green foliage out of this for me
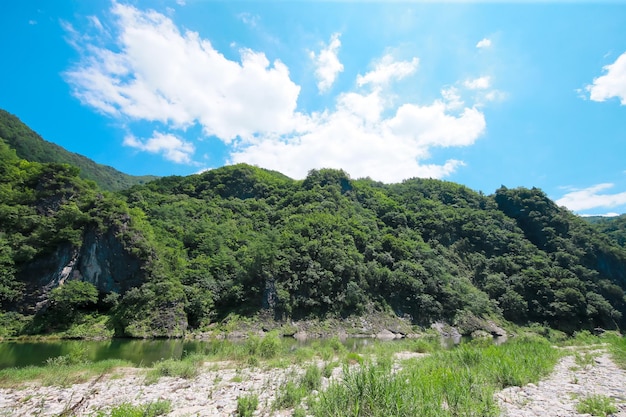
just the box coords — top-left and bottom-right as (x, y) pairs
(590, 214), (626, 248)
(3, 111), (626, 337)
(301, 363), (322, 391)
(49, 281), (98, 312)
(274, 380), (307, 410)
(575, 395), (618, 417)
(0, 109), (157, 191)
(0, 359), (131, 388)
(236, 394), (259, 417)
(607, 334), (626, 369)
(104, 400), (171, 417)
(145, 355), (202, 384)
(312, 336), (558, 417)
(244, 331), (283, 359)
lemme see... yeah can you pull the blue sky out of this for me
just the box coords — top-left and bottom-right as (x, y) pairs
(1, 1), (626, 216)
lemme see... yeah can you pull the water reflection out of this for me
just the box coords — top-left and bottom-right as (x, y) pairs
(0, 333), (505, 370)
(0, 339), (204, 369)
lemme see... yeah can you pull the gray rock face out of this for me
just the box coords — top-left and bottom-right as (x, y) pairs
(76, 228), (143, 293)
(20, 227), (143, 308)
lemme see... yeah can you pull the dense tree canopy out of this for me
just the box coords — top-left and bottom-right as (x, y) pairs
(0, 110), (157, 191)
(1, 114), (626, 337)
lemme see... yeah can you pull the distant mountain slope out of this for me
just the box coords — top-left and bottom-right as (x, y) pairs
(2, 111), (626, 338)
(0, 109), (157, 191)
(588, 215), (626, 248)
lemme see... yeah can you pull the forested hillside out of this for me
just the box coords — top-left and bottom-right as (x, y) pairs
(1, 118), (626, 338)
(589, 215), (626, 248)
(0, 110), (157, 191)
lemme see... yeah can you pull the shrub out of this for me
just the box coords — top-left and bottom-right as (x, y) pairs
(236, 394), (259, 417)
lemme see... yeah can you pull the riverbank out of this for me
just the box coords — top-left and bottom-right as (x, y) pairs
(0, 310), (509, 344)
(3, 335), (624, 416)
(497, 345), (626, 416)
(1, 333), (624, 416)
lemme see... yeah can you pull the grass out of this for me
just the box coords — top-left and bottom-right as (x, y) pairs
(274, 379), (307, 410)
(273, 363), (323, 410)
(236, 394), (259, 417)
(301, 363), (322, 391)
(574, 351), (597, 369)
(95, 400), (171, 417)
(607, 334), (626, 369)
(575, 394), (618, 417)
(311, 335), (560, 417)
(0, 358), (131, 388)
(144, 354), (203, 384)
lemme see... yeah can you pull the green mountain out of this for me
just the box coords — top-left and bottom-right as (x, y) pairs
(1, 114), (626, 338)
(588, 214), (626, 248)
(0, 110), (157, 191)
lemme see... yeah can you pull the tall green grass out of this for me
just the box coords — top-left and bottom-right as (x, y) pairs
(576, 394), (618, 417)
(0, 359), (131, 388)
(273, 364), (323, 410)
(236, 394), (259, 417)
(312, 336), (559, 417)
(607, 334), (626, 369)
(144, 354), (203, 384)
(94, 400), (171, 417)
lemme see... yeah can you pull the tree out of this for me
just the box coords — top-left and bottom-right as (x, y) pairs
(49, 280), (98, 315)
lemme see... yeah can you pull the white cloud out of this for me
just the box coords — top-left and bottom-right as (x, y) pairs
(586, 51), (626, 105)
(66, 3), (488, 183)
(556, 183), (626, 212)
(356, 55), (419, 87)
(310, 33), (344, 93)
(124, 131), (195, 164)
(476, 38), (491, 49)
(580, 213), (620, 218)
(441, 87), (463, 110)
(64, 2), (301, 142)
(29, 20), (37, 25)
(176, 0), (186, 6)
(464, 76), (491, 90)
(230, 88), (486, 183)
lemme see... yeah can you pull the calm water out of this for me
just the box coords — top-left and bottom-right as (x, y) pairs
(0, 337), (374, 370)
(0, 339), (212, 369)
(0, 335), (500, 370)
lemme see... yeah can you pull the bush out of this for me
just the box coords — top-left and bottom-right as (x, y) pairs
(236, 394), (259, 417)
(145, 356), (201, 384)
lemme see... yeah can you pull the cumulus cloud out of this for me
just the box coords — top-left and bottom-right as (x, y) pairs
(586, 51), (626, 105)
(124, 131), (195, 164)
(356, 55), (419, 87)
(65, 3), (488, 182)
(64, 2), (301, 142)
(441, 87), (464, 110)
(230, 86), (486, 182)
(310, 33), (344, 93)
(476, 38), (491, 49)
(556, 183), (626, 212)
(464, 76), (491, 90)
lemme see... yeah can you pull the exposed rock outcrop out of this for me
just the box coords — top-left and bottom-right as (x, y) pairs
(19, 227), (144, 312)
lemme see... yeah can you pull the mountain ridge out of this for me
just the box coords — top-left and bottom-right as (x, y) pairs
(1, 112), (626, 338)
(0, 109), (158, 191)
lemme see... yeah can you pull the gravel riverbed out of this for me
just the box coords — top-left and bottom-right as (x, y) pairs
(497, 347), (626, 417)
(0, 348), (624, 416)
